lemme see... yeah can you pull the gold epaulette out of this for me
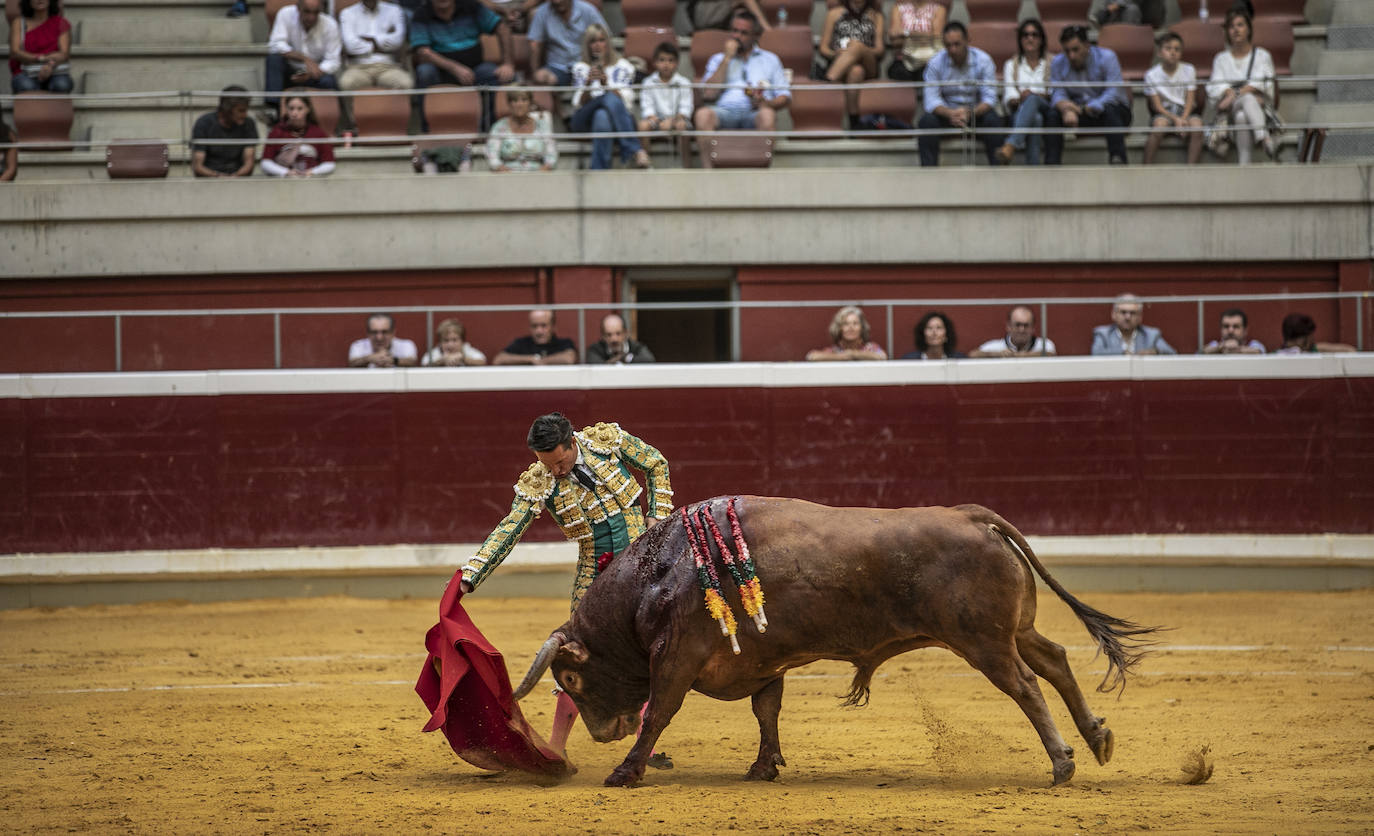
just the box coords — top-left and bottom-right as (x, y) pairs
(514, 461), (555, 503)
(578, 422), (623, 455)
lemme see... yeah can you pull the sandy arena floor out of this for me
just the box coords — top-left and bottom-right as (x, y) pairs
(1, 589), (1372, 834)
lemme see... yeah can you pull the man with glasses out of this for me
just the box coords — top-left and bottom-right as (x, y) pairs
(1091, 294), (1176, 355)
(970, 305), (1057, 357)
(917, 21), (1003, 167)
(1045, 24), (1131, 165)
(348, 313), (420, 367)
(692, 11), (791, 134)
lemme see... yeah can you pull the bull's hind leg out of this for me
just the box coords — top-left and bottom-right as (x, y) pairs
(965, 644), (1077, 786)
(1016, 628), (1114, 765)
(746, 676), (786, 781)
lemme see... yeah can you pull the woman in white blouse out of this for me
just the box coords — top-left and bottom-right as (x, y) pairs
(994, 18), (1051, 165)
(1206, 8), (1277, 163)
(568, 24), (651, 170)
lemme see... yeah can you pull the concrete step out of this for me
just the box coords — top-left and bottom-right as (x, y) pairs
(77, 17), (256, 46)
(1330, 0), (1374, 26)
(62, 0), (264, 19)
(82, 66), (263, 95)
(1326, 24), (1374, 50)
(1316, 50), (1374, 101)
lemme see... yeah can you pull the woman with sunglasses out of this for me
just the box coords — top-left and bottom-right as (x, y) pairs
(995, 18), (1050, 165)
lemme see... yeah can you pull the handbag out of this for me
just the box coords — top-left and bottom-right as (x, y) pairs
(900, 38), (937, 73)
(1204, 110), (1232, 157)
(1260, 100), (1285, 140)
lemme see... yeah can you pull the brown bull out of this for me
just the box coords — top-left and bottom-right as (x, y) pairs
(514, 496), (1160, 787)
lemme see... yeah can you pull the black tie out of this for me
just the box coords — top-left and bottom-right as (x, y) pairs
(573, 465), (596, 491)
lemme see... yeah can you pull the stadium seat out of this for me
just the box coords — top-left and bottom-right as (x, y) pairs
(1097, 23), (1156, 79)
(691, 30), (732, 79)
(266, 0), (294, 27)
(12, 93), (74, 152)
(479, 34), (532, 74)
(1168, 18), (1226, 79)
(759, 0), (813, 27)
(700, 135), (773, 168)
(758, 25), (815, 81)
(1033, 0), (1092, 23)
(105, 140), (169, 179)
(968, 21), (1019, 68)
(856, 83), (917, 123)
(1039, 20), (1079, 52)
(353, 87), (412, 142)
(1252, 17), (1293, 76)
(424, 85), (482, 136)
(621, 0), (677, 29)
(5, 0), (19, 22)
(963, 0), (1021, 24)
(622, 25), (677, 66)
(310, 93), (341, 136)
(788, 80), (846, 133)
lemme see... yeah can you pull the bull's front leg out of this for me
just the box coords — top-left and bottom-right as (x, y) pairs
(604, 674), (694, 787)
(746, 676), (786, 781)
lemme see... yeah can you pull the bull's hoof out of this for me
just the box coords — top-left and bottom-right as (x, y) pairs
(745, 754), (784, 782)
(1051, 759), (1076, 786)
(1092, 727), (1115, 766)
(604, 764), (644, 788)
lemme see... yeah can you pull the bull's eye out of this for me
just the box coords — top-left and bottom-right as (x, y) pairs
(562, 671), (582, 693)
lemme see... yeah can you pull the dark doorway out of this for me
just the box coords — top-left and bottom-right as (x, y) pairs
(630, 278), (734, 363)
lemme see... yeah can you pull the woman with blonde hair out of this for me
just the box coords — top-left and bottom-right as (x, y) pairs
(421, 319), (487, 366)
(806, 305), (887, 361)
(569, 24), (650, 170)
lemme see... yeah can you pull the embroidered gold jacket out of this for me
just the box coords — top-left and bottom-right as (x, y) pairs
(461, 422), (673, 608)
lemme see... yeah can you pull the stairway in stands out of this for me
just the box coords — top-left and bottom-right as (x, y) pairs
(1310, 0), (1374, 161)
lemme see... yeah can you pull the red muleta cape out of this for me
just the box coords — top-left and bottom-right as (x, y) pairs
(415, 570), (573, 777)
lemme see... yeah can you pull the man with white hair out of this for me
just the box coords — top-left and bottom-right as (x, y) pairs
(1091, 294), (1176, 355)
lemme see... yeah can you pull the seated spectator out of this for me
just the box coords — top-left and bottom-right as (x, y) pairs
(340, 0), (413, 93)
(817, 0), (885, 125)
(638, 42), (693, 135)
(570, 25), (651, 170)
(1089, 0), (1142, 27)
(886, 0), (945, 82)
(902, 311), (965, 359)
(266, 0), (341, 116)
(918, 22), (1003, 167)
(1143, 32), (1202, 165)
(1274, 313), (1356, 354)
(528, 0), (609, 89)
(1, 123), (18, 182)
(9, 0), (73, 94)
(411, 0), (515, 115)
(807, 306), (887, 361)
(587, 314), (656, 364)
(688, 0), (772, 33)
(1046, 25), (1131, 165)
(996, 18), (1051, 166)
(493, 308), (577, 365)
(260, 92), (336, 177)
(348, 313), (419, 367)
(421, 318), (487, 366)
(1206, 9), (1277, 164)
(1090, 294), (1176, 355)
(1201, 308), (1265, 354)
(693, 11), (791, 134)
(969, 305), (1057, 357)
(191, 86), (258, 178)
(486, 86), (558, 171)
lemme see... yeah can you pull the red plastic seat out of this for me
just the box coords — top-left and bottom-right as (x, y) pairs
(968, 21), (1019, 69)
(856, 83), (917, 123)
(1096, 23), (1156, 79)
(265, 0), (293, 27)
(963, 0), (1021, 24)
(1034, 0), (1092, 22)
(5, 0), (20, 22)
(758, 25), (815, 81)
(788, 80), (846, 133)
(622, 25), (677, 66)
(621, 0), (677, 29)
(479, 34), (530, 74)
(1040, 20), (1080, 53)
(700, 135), (773, 168)
(424, 85), (482, 137)
(105, 140), (169, 179)
(12, 92), (74, 152)
(1252, 17), (1293, 76)
(1167, 18), (1226, 79)
(690, 29), (731, 79)
(353, 87), (412, 143)
(309, 92), (341, 136)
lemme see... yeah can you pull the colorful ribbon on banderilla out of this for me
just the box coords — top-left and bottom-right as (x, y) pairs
(682, 497), (768, 655)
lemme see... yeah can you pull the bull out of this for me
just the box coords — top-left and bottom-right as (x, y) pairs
(513, 497), (1160, 787)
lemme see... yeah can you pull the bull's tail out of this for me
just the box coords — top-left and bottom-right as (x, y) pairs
(958, 504), (1163, 695)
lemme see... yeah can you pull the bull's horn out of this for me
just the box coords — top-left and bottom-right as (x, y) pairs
(513, 632), (565, 701)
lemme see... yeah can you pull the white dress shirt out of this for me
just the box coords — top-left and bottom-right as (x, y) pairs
(340, 1), (406, 65)
(269, 4), (343, 76)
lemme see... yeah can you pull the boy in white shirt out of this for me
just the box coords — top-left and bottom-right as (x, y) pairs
(637, 41), (693, 133)
(1143, 32), (1202, 164)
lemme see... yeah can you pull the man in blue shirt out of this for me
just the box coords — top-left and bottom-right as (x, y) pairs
(1045, 24), (1132, 165)
(528, 0), (610, 88)
(692, 11), (791, 132)
(917, 21), (1003, 167)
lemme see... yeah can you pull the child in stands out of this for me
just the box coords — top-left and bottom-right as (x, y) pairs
(1143, 32), (1203, 164)
(637, 42), (693, 134)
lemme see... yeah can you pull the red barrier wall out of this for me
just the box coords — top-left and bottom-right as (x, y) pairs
(3, 375), (1370, 555)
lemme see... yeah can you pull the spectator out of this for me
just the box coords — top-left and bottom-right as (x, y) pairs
(348, 313), (419, 367)
(693, 11), (791, 134)
(494, 309), (578, 365)
(1143, 32), (1202, 165)
(1090, 294), (1177, 355)
(687, 0), (772, 33)
(265, 0), (341, 116)
(486, 86), (558, 171)
(1, 122), (19, 182)
(1046, 25), (1131, 165)
(1206, 9), (1277, 164)
(917, 21), (1003, 168)
(260, 92), (337, 177)
(1089, 0), (1142, 27)
(528, 0), (609, 90)
(638, 41), (693, 135)
(995, 18), (1051, 165)
(9, 0), (73, 94)
(570, 24), (651, 170)
(806, 305), (887, 361)
(1201, 308), (1265, 354)
(586, 314), (656, 364)
(969, 305), (1057, 357)
(421, 318), (487, 366)
(411, 0), (515, 120)
(817, 0), (885, 125)
(1274, 313), (1356, 355)
(340, 0), (413, 94)
(902, 311), (965, 359)
(190, 85), (258, 178)
(886, 0), (945, 82)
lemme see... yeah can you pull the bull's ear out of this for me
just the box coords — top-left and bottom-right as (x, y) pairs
(558, 640), (590, 665)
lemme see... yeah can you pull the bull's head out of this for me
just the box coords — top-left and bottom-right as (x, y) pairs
(514, 629), (648, 743)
